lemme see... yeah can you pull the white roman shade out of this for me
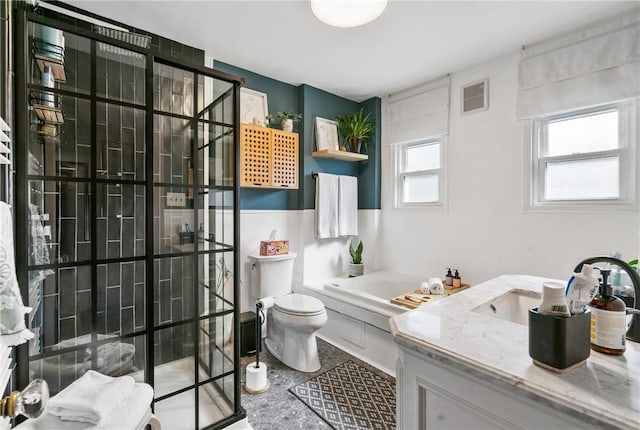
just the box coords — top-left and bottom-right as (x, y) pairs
(516, 13), (640, 119)
(386, 76), (450, 143)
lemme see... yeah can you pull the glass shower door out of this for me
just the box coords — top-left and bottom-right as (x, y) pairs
(17, 9), (241, 429)
(150, 61), (238, 429)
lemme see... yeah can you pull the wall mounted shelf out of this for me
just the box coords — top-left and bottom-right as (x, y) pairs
(34, 54), (67, 83)
(312, 149), (368, 162)
(32, 104), (64, 124)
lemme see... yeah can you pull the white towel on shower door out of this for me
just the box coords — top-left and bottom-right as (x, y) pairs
(0, 201), (34, 346)
(338, 175), (358, 236)
(315, 173), (339, 238)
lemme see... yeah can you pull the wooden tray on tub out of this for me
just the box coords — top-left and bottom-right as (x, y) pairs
(391, 283), (470, 309)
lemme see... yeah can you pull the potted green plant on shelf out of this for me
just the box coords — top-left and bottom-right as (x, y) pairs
(266, 111), (303, 132)
(336, 108), (374, 154)
(348, 240), (364, 277)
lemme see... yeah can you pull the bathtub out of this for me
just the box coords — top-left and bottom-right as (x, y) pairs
(299, 271), (427, 375)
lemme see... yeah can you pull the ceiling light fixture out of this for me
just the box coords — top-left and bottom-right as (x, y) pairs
(310, 0), (388, 28)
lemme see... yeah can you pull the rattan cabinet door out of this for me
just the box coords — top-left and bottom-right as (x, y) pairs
(271, 129), (298, 189)
(240, 124), (272, 187)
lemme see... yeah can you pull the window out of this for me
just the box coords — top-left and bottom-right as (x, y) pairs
(530, 103), (636, 209)
(394, 137), (445, 207)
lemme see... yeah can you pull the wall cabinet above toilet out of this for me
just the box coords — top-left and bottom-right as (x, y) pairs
(240, 124), (299, 189)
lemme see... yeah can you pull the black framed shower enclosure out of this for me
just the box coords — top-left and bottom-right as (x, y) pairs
(13, 4), (244, 429)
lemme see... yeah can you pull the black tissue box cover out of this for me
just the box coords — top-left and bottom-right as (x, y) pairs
(529, 307), (591, 370)
(179, 231), (195, 244)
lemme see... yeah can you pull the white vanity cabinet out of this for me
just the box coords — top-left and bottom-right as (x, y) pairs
(390, 275), (640, 430)
(396, 345), (600, 430)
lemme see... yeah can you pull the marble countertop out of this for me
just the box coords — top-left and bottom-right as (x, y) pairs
(390, 274), (640, 429)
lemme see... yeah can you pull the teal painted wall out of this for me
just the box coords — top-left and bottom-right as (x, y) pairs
(358, 97), (382, 209)
(213, 61), (300, 210)
(213, 62), (382, 211)
(300, 84), (361, 209)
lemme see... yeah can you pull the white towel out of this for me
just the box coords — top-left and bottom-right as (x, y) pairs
(15, 383), (153, 430)
(0, 201), (34, 346)
(338, 175), (358, 236)
(47, 370), (135, 425)
(315, 173), (339, 239)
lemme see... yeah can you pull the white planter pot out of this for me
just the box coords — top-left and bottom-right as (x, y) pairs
(281, 119), (294, 132)
(216, 313), (233, 345)
(348, 263), (364, 277)
(214, 303), (233, 345)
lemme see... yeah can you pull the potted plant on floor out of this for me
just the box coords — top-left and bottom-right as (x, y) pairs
(348, 240), (364, 277)
(336, 108), (374, 154)
(266, 111), (303, 132)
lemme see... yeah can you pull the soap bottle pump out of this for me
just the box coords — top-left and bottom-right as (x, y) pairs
(445, 268), (453, 286)
(453, 269), (461, 288)
(587, 268), (626, 356)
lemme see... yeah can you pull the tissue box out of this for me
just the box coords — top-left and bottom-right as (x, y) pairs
(260, 240), (289, 256)
(528, 307), (591, 372)
(179, 231), (194, 245)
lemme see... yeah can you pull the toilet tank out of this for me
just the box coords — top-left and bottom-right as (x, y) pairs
(248, 252), (297, 298)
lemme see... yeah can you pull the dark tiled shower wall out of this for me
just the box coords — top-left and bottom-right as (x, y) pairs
(153, 114), (192, 185)
(29, 44), (202, 364)
(36, 5), (205, 67)
(154, 255), (196, 364)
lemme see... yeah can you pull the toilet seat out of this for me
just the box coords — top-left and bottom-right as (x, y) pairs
(274, 294), (325, 317)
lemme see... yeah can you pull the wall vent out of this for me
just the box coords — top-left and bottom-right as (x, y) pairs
(461, 79), (488, 114)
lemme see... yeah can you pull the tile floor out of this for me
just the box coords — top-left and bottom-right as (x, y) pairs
(240, 338), (394, 430)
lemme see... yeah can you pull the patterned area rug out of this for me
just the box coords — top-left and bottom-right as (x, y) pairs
(290, 360), (396, 430)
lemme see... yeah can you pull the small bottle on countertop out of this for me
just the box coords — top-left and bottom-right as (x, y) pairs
(587, 268), (626, 356)
(452, 269), (461, 288)
(445, 268), (453, 286)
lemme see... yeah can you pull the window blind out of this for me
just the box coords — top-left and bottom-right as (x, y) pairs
(386, 76), (450, 143)
(516, 12), (640, 119)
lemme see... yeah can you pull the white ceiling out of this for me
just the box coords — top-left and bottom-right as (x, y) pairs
(65, 0), (639, 102)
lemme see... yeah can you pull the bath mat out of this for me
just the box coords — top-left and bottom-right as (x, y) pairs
(290, 360), (395, 430)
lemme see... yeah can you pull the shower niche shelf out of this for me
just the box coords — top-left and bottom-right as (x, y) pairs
(33, 54), (67, 83)
(31, 104), (64, 124)
(29, 92), (64, 124)
(32, 39), (67, 83)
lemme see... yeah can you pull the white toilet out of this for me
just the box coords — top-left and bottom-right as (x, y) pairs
(248, 252), (327, 372)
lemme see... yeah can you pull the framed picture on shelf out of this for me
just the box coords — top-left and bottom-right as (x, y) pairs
(240, 88), (268, 125)
(314, 117), (339, 151)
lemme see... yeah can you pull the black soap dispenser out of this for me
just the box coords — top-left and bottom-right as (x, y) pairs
(445, 268), (453, 286)
(587, 268), (627, 355)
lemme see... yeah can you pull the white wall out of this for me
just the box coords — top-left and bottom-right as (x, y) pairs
(380, 52), (640, 286)
(238, 209), (381, 312)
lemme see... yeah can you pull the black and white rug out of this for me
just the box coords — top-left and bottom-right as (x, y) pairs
(290, 360), (396, 430)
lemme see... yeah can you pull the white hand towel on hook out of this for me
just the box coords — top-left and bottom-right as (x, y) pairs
(315, 173), (339, 239)
(0, 201), (34, 346)
(338, 175), (358, 236)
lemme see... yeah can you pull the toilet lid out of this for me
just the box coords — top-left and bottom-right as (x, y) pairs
(274, 294), (325, 316)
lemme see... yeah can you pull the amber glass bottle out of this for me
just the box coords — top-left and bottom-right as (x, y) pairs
(587, 269), (626, 356)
